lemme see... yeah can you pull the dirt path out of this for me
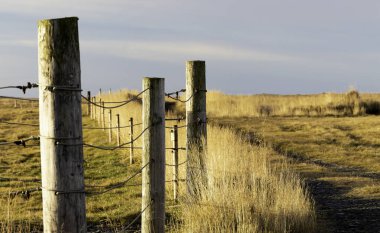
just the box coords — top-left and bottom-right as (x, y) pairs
(259, 133), (380, 232)
(213, 120), (380, 233)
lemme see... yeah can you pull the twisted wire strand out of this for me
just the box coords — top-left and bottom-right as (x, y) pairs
(57, 125), (151, 150)
(165, 159), (188, 167)
(7, 187), (41, 199)
(0, 121), (143, 130)
(0, 82), (38, 94)
(81, 88), (149, 109)
(166, 91), (195, 103)
(165, 124), (187, 129)
(123, 200), (153, 231)
(165, 89), (186, 97)
(87, 162), (150, 196)
(0, 136), (40, 146)
(83, 122), (142, 130)
(165, 147), (186, 151)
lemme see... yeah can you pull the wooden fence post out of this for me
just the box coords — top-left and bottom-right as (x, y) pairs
(171, 125), (179, 202)
(92, 97), (96, 120)
(116, 114), (121, 146)
(186, 60), (207, 197)
(87, 91), (91, 116)
(108, 109), (112, 143)
(98, 98), (102, 124)
(129, 117), (134, 164)
(102, 102), (105, 131)
(142, 77), (165, 233)
(38, 17), (86, 233)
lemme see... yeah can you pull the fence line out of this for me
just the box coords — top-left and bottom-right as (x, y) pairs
(81, 88), (148, 109)
(86, 162), (150, 196)
(1, 61), (208, 233)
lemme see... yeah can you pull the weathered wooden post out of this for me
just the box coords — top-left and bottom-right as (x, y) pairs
(186, 60), (207, 197)
(108, 109), (112, 143)
(142, 77), (165, 233)
(102, 101), (105, 131)
(129, 117), (134, 164)
(91, 97), (95, 119)
(98, 98), (102, 124)
(38, 17), (86, 233)
(171, 125), (179, 202)
(90, 97), (93, 119)
(87, 91), (91, 116)
(116, 114), (121, 146)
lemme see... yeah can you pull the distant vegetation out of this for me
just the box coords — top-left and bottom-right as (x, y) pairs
(207, 90), (380, 117)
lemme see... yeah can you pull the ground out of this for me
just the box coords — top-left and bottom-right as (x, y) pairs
(213, 116), (380, 233)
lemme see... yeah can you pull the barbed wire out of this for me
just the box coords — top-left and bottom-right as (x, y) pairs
(166, 92), (195, 103)
(165, 89), (207, 103)
(165, 160), (188, 167)
(0, 136), (40, 147)
(165, 124), (187, 129)
(83, 122), (142, 130)
(81, 88), (149, 109)
(165, 147), (186, 151)
(56, 124), (151, 150)
(7, 187), (41, 200)
(87, 162), (150, 196)
(0, 121), (143, 130)
(122, 200), (153, 231)
(0, 82), (38, 94)
(165, 89), (186, 97)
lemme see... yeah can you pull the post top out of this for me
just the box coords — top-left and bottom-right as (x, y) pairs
(143, 77), (164, 80)
(187, 60), (205, 63)
(38, 17), (79, 24)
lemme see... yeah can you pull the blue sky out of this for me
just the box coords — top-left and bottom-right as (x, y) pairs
(1, 0), (380, 96)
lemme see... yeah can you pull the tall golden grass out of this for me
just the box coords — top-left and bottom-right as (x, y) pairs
(207, 90), (380, 117)
(173, 126), (315, 233)
(99, 89), (316, 232)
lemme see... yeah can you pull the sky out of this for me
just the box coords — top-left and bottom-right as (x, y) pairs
(1, 0), (380, 97)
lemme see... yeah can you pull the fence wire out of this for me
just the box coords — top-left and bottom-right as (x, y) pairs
(81, 88), (148, 109)
(86, 162), (149, 196)
(0, 82), (38, 94)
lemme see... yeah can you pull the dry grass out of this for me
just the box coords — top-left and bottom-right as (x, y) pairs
(207, 90), (380, 117)
(99, 90), (316, 232)
(0, 89), (317, 233)
(214, 116), (380, 200)
(172, 126), (316, 233)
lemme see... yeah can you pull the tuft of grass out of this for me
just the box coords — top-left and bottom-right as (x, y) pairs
(172, 126), (316, 233)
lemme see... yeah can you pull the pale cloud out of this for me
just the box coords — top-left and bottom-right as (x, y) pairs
(81, 40), (299, 63)
(0, 0), (175, 19)
(0, 39), (35, 47)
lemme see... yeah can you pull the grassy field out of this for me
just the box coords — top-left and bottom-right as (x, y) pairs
(208, 91), (380, 232)
(214, 116), (380, 199)
(0, 91), (316, 232)
(207, 90), (380, 117)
